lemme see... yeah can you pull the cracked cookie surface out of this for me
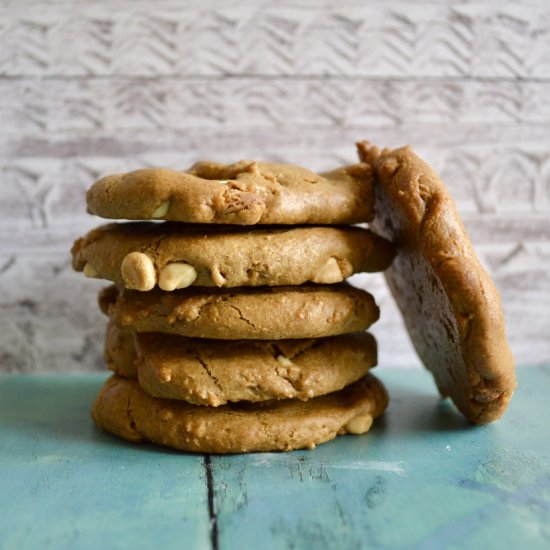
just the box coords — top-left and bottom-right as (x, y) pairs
(358, 141), (516, 424)
(104, 321), (377, 406)
(103, 283), (379, 340)
(91, 374), (388, 453)
(86, 161), (375, 225)
(72, 222), (394, 291)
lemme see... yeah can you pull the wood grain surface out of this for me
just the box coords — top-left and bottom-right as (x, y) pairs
(2, 367), (549, 549)
(1, 0), (549, 372)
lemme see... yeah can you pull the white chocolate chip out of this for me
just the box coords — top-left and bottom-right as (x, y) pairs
(121, 252), (156, 291)
(345, 414), (373, 435)
(210, 265), (227, 287)
(83, 263), (98, 278)
(276, 355), (293, 367)
(151, 200), (170, 218)
(158, 262), (197, 291)
(311, 257), (344, 284)
(218, 180), (229, 184)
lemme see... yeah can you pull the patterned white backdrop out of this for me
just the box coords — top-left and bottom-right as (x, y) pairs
(1, 0), (549, 372)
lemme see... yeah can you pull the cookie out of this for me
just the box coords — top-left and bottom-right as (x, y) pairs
(91, 374), (388, 453)
(103, 321), (137, 379)
(86, 161), (375, 225)
(104, 322), (377, 406)
(72, 223), (395, 291)
(358, 141), (516, 424)
(98, 284), (119, 316)
(105, 284), (379, 340)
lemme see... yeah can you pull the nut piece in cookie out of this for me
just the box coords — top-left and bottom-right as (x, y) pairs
(121, 252), (156, 291)
(158, 262), (197, 291)
(358, 141), (516, 424)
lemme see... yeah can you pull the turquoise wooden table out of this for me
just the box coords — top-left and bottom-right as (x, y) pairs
(1, 367), (549, 550)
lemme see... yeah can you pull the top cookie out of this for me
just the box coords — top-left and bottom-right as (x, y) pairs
(359, 141), (516, 424)
(86, 161), (375, 225)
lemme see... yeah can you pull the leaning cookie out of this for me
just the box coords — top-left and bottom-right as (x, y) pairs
(86, 161), (374, 225)
(72, 223), (394, 291)
(104, 322), (377, 406)
(92, 374), (388, 453)
(358, 141), (516, 424)
(105, 284), (379, 340)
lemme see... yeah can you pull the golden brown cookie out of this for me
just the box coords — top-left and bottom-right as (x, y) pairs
(72, 222), (394, 291)
(103, 321), (137, 378)
(105, 284), (379, 340)
(358, 141), (516, 424)
(104, 323), (377, 406)
(86, 161), (374, 225)
(91, 374), (388, 453)
(98, 285), (120, 316)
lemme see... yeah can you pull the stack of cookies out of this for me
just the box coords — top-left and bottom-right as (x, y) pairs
(71, 159), (396, 453)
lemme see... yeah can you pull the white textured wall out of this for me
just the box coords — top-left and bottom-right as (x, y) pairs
(1, 0), (549, 372)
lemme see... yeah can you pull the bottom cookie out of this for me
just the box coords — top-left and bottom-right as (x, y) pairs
(92, 374), (388, 453)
